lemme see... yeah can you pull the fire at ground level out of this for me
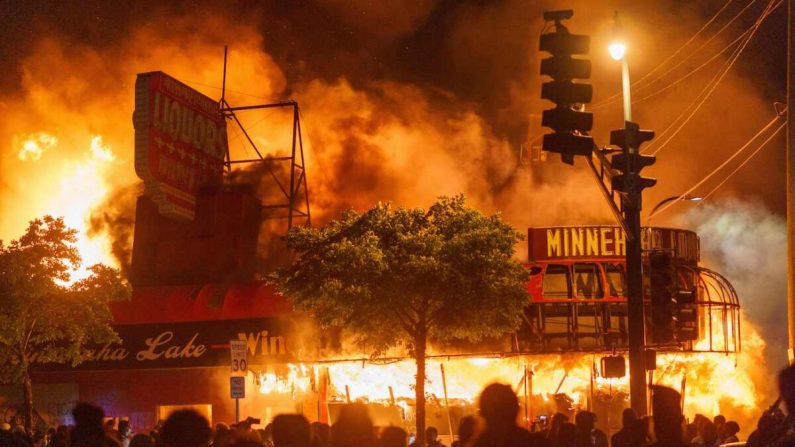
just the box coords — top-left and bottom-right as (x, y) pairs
(20, 326), (767, 439)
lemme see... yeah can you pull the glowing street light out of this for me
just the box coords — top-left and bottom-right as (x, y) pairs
(610, 12), (632, 123)
(608, 41), (626, 61)
(648, 194), (703, 223)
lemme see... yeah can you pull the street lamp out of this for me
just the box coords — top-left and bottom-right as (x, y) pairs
(648, 195), (703, 223)
(610, 12), (632, 123)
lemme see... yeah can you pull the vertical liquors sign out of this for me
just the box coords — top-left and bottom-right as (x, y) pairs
(133, 71), (228, 220)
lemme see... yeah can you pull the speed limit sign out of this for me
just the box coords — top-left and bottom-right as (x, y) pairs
(230, 340), (248, 373)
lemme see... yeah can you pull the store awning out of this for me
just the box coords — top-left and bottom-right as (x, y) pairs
(111, 281), (292, 325)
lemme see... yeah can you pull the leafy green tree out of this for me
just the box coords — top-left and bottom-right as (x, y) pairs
(274, 196), (529, 446)
(0, 216), (130, 430)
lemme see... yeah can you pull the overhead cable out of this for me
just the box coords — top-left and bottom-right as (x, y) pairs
(648, 113), (783, 220)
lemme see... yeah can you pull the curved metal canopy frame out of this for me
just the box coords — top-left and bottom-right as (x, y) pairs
(678, 265), (741, 353)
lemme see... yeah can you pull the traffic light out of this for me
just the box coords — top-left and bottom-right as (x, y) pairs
(674, 284), (699, 341)
(539, 10), (594, 165)
(601, 355), (626, 378)
(609, 122), (656, 194)
(648, 251), (675, 344)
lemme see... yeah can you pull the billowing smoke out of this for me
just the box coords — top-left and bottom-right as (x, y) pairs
(675, 199), (788, 372)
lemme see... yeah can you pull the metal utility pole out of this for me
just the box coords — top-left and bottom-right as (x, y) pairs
(787, 0), (795, 364)
(623, 151), (648, 415)
(610, 12), (647, 414)
(611, 122), (656, 415)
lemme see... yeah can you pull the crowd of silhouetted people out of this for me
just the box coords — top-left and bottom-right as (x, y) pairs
(3, 363), (795, 447)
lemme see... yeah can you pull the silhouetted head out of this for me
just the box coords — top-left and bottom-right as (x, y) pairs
(331, 403), (375, 447)
(380, 426), (407, 447)
(160, 410), (211, 447)
(779, 363), (795, 414)
(72, 403), (104, 429)
(457, 416), (477, 444)
(575, 411), (595, 432)
(479, 383), (519, 426)
(271, 414), (312, 447)
(310, 422), (330, 445)
(651, 385), (683, 441)
(272, 414), (311, 447)
(558, 422), (577, 447)
(426, 427), (438, 442)
(622, 408), (638, 428)
(724, 421), (740, 437)
(702, 422), (718, 446)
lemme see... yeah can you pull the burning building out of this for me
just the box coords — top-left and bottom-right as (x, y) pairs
(17, 69), (764, 438)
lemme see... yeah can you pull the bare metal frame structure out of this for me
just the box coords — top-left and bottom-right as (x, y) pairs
(218, 47), (311, 229)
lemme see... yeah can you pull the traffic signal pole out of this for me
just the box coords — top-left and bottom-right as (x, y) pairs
(539, 10), (653, 413)
(787, 0), (795, 364)
(617, 36), (646, 415)
(623, 136), (648, 415)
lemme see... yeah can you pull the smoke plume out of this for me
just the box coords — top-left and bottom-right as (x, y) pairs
(676, 199), (788, 371)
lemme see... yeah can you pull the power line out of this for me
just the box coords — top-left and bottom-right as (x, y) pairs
(636, 0), (782, 151)
(646, 0), (778, 156)
(592, 0), (741, 108)
(648, 114), (783, 220)
(694, 121), (786, 205)
(633, 0), (759, 91)
(634, 0), (741, 88)
(632, 24), (754, 105)
(640, 29), (753, 152)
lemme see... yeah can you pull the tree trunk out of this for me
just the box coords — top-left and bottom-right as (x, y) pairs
(22, 370), (33, 432)
(415, 333), (427, 447)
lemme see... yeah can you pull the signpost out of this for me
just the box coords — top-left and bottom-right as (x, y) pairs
(230, 377), (246, 399)
(230, 339), (248, 373)
(230, 340), (247, 423)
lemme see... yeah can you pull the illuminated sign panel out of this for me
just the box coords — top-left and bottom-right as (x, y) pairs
(133, 71), (228, 220)
(528, 226), (700, 264)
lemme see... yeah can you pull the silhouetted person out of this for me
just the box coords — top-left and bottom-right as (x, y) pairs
(746, 409), (786, 447)
(722, 421), (739, 444)
(452, 416), (477, 447)
(629, 417), (651, 447)
(557, 423), (577, 447)
(610, 409), (637, 447)
(160, 410), (211, 447)
(116, 421), (131, 447)
(213, 429), (238, 447)
(381, 427), (407, 447)
(310, 423), (330, 447)
(712, 416), (726, 443)
(70, 403), (119, 447)
(330, 403), (375, 447)
(424, 427), (443, 447)
(546, 414), (569, 447)
(697, 422), (719, 447)
(473, 383), (548, 447)
(573, 412), (606, 447)
(690, 415), (710, 446)
(648, 386), (687, 447)
(272, 415), (310, 447)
